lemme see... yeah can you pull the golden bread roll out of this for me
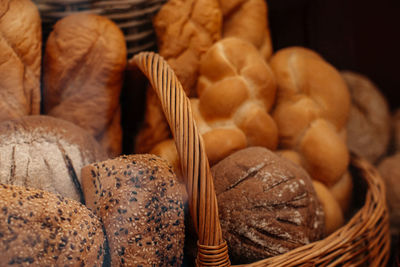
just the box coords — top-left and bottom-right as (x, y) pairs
(81, 154), (186, 266)
(328, 171), (353, 214)
(270, 47), (351, 186)
(312, 180), (345, 235)
(341, 71), (391, 163)
(0, 0), (41, 121)
(43, 13), (127, 157)
(0, 183), (105, 266)
(219, 0), (273, 59)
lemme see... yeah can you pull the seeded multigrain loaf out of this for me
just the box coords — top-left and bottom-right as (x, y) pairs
(0, 183), (105, 266)
(211, 147), (324, 264)
(81, 154), (186, 266)
(0, 0), (41, 122)
(0, 115), (106, 202)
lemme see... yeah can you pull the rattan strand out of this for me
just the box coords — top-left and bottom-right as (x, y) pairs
(132, 52), (390, 267)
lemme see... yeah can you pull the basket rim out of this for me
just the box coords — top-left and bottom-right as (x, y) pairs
(131, 52), (391, 267)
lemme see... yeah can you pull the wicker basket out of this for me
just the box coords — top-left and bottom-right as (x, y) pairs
(131, 52), (391, 266)
(33, 0), (165, 56)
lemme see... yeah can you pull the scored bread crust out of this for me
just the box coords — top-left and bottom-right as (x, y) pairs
(81, 154), (186, 266)
(0, 115), (106, 202)
(0, 183), (105, 266)
(0, 0), (41, 122)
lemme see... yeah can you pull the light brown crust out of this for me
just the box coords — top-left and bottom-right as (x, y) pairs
(81, 154), (186, 266)
(43, 13), (126, 157)
(133, 0), (222, 154)
(0, 0), (41, 121)
(0, 183), (105, 266)
(270, 47), (351, 185)
(341, 71), (391, 163)
(0, 115), (106, 202)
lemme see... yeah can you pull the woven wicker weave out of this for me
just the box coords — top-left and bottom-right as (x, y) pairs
(132, 52), (391, 267)
(34, 0), (165, 56)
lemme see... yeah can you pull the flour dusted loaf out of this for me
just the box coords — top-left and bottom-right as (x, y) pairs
(0, 115), (106, 202)
(341, 71), (391, 163)
(211, 147), (324, 264)
(81, 154), (186, 266)
(270, 47), (351, 186)
(0, 183), (105, 266)
(0, 0), (41, 122)
(43, 13), (126, 157)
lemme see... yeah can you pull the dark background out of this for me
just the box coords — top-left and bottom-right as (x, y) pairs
(267, 0), (400, 110)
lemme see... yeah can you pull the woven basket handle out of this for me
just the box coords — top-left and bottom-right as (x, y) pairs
(132, 52), (230, 266)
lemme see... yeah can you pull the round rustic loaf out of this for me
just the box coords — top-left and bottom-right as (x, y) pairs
(341, 71), (391, 163)
(81, 154), (186, 266)
(211, 146), (324, 264)
(378, 153), (400, 235)
(0, 115), (106, 202)
(0, 183), (105, 266)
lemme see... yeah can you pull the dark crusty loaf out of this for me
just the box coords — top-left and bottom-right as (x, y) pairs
(81, 154), (186, 266)
(0, 0), (41, 122)
(0, 183), (105, 266)
(0, 115), (106, 202)
(43, 13), (127, 157)
(211, 147), (325, 264)
(341, 71), (391, 163)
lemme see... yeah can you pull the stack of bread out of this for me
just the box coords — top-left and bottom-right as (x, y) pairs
(0, 1), (187, 265)
(134, 0), (353, 244)
(1, 0), (395, 265)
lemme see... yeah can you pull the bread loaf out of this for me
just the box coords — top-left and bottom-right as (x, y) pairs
(312, 180), (344, 235)
(81, 154), (186, 266)
(0, 183), (105, 266)
(0, 115), (106, 202)
(211, 147), (324, 264)
(378, 153), (400, 235)
(134, 0), (222, 153)
(391, 109), (400, 153)
(0, 0), (41, 122)
(43, 13), (127, 157)
(270, 47), (351, 186)
(341, 71), (391, 163)
(219, 0), (273, 59)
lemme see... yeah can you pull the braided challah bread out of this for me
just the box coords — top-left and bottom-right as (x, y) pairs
(270, 47), (351, 186)
(151, 37), (278, 170)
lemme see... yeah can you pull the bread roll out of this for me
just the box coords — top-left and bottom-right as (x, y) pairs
(0, 183), (105, 266)
(312, 180), (344, 235)
(329, 171), (353, 214)
(219, 0), (273, 59)
(134, 0), (222, 153)
(0, 115), (106, 202)
(378, 153), (400, 235)
(211, 147), (324, 264)
(81, 154), (186, 266)
(270, 47), (351, 186)
(43, 13), (126, 157)
(341, 71), (391, 163)
(0, 0), (41, 122)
